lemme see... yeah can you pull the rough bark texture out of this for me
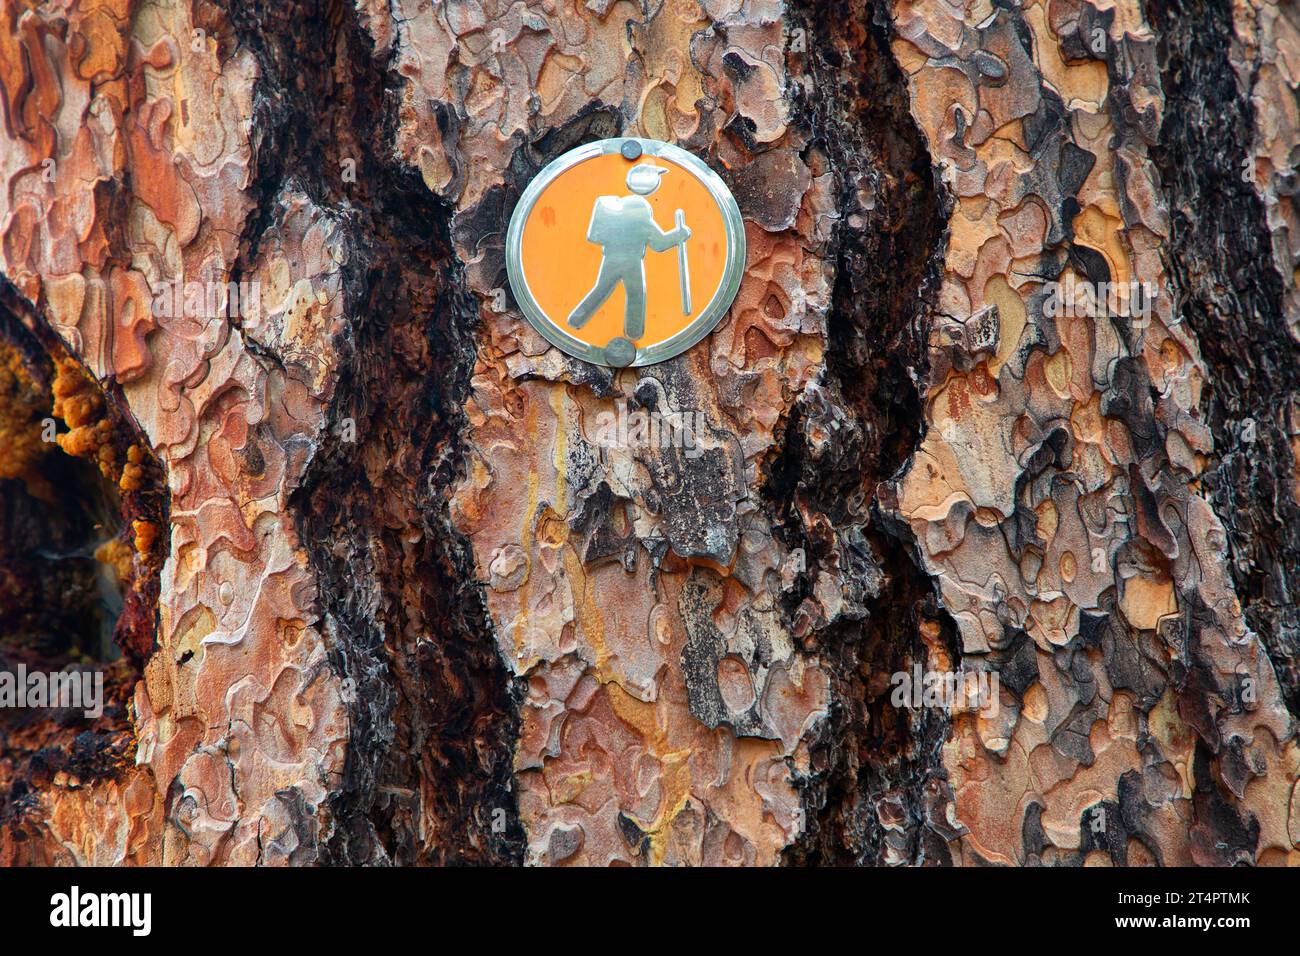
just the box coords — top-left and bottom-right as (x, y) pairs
(0, 0), (1297, 866)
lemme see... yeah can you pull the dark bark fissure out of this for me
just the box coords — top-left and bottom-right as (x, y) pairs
(226, 0), (524, 864)
(0, 293), (121, 663)
(777, 0), (956, 866)
(0, 277), (167, 838)
(1148, 0), (1300, 722)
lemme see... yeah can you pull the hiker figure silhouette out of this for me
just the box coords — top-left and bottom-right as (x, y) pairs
(567, 164), (691, 339)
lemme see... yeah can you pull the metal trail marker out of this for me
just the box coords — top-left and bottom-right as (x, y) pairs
(504, 137), (744, 367)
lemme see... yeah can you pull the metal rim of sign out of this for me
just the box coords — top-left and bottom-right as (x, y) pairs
(504, 137), (746, 368)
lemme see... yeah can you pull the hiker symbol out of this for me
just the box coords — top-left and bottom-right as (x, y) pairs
(504, 138), (744, 368)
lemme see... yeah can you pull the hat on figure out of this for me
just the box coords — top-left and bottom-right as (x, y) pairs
(626, 164), (669, 195)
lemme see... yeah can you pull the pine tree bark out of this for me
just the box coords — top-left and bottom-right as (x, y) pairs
(0, 0), (1297, 866)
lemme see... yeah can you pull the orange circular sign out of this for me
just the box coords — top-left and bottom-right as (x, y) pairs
(505, 139), (745, 367)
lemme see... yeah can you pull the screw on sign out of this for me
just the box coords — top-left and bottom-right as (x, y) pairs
(505, 138), (745, 367)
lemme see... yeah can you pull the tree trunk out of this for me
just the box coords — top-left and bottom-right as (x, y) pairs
(0, 0), (1297, 867)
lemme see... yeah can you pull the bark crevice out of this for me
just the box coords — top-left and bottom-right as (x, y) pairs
(777, 0), (956, 866)
(225, 0), (525, 865)
(1148, 0), (1300, 718)
(0, 277), (167, 844)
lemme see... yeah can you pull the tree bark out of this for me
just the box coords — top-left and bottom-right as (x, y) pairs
(0, 0), (1297, 866)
